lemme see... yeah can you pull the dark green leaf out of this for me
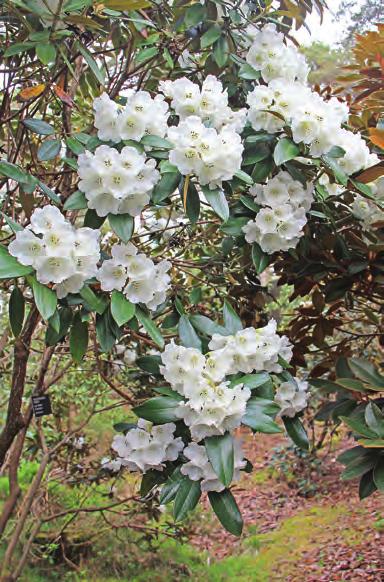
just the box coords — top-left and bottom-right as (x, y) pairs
(213, 36), (228, 67)
(208, 489), (243, 536)
(38, 181), (61, 204)
(151, 172), (181, 203)
(4, 42), (36, 57)
(365, 403), (384, 438)
(202, 187), (229, 221)
(173, 477), (201, 522)
(136, 307), (164, 348)
(111, 291), (135, 326)
(80, 285), (107, 314)
(108, 213), (134, 242)
(223, 300), (242, 334)
(273, 138), (300, 166)
(184, 180), (200, 224)
(243, 397), (281, 434)
(283, 416), (309, 450)
(341, 455), (376, 480)
(323, 155), (348, 186)
(179, 315), (202, 350)
(238, 63), (260, 80)
(359, 470), (377, 499)
(190, 314), (227, 337)
(30, 276), (57, 321)
(37, 139), (61, 162)
(65, 136), (85, 155)
(84, 209), (106, 229)
(252, 243), (271, 274)
(0, 160), (29, 183)
(70, 312), (88, 362)
(133, 396), (180, 424)
(160, 467), (183, 504)
(220, 217), (249, 236)
(23, 118), (55, 136)
(96, 308), (121, 352)
(205, 433), (234, 487)
(200, 24), (221, 48)
(234, 170), (253, 185)
(340, 414), (378, 438)
(348, 358), (384, 388)
(36, 43), (56, 65)
(136, 355), (161, 375)
(373, 457), (384, 491)
(77, 43), (105, 85)
(141, 135), (173, 149)
(63, 190), (87, 210)
(9, 287), (25, 337)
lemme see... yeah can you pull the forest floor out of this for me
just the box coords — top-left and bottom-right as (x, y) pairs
(187, 431), (384, 581)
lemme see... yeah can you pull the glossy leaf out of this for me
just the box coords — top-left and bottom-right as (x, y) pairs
(205, 433), (234, 487)
(179, 315), (202, 350)
(133, 396), (180, 424)
(136, 307), (164, 348)
(208, 489), (243, 536)
(111, 291), (135, 326)
(283, 416), (309, 450)
(37, 139), (61, 162)
(9, 287), (25, 337)
(0, 246), (33, 280)
(108, 213), (134, 242)
(30, 277), (57, 321)
(223, 300), (242, 334)
(173, 477), (201, 522)
(70, 312), (88, 362)
(273, 138), (300, 165)
(23, 118), (55, 135)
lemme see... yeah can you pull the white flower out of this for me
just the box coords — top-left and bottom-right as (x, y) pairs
(30, 205), (67, 234)
(159, 75), (245, 133)
(243, 172), (313, 254)
(93, 90), (169, 144)
(110, 421), (183, 473)
(275, 378), (309, 417)
(77, 145), (160, 217)
(96, 242), (171, 310)
(8, 229), (45, 267)
(168, 116), (243, 189)
(97, 260), (127, 292)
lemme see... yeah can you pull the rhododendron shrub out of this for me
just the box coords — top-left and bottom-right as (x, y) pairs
(1, 2), (383, 566)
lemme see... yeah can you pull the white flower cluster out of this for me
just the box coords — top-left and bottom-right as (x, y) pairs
(352, 194), (384, 228)
(160, 340), (251, 441)
(109, 420), (184, 473)
(246, 23), (309, 83)
(242, 171), (313, 253)
(167, 116), (243, 188)
(159, 319), (292, 441)
(245, 25), (378, 170)
(93, 91), (169, 143)
(274, 378), (309, 418)
(77, 145), (159, 217)
(9, 206), (99, 298)
(207, 319), (293, 375)
(159, 75), (246, 133)
(181, 439), (246, 492)
(97, 242), (171, 310)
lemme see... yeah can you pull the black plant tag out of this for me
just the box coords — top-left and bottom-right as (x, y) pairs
(32, 395), (52, 418)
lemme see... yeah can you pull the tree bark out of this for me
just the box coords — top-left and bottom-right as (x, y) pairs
(0, 307), (39, 468)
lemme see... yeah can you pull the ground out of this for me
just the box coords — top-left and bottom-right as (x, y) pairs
(189, 431), (384, 581)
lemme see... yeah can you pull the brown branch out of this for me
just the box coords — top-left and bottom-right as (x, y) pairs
(0, 307), (40, 468)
